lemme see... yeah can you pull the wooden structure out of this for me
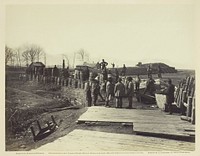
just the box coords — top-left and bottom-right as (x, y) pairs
(35, 129), (194, 151)
(30, 115), (58, 142)
(155, 76), (195, 125)
(77, 106), (195, 142)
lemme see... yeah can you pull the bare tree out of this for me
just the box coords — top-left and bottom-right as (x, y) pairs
(77, 48), (89, 63)
(34, 45), (44, 62)
(22, 44), (44, 66)
(22, 50), (29, 66)
(62, 54), (70, 67)
(5, 45), (13, 65)
(15, 47), (22, 67)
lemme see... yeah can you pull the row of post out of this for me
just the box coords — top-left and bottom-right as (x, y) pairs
(28, 74), (86, 89)
(175, 76), (195, 124)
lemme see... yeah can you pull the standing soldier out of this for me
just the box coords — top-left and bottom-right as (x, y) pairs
(144, 75), (155, 96)
(163, 79), (175, 114)
(96, 62), (101, 70)
(135, 74), (141, 92)
(111, 63), (115, 68)
(100, 59), (108, 71)
(85, 80), (92, 107)
(126, 77), (134, 109)
(91, 79), (100, 106)
(53, 65), (59, 84)
(114, 78), (125, 108)
(147, 64), (152, 78)
(121, 64), (127, 76)
(105, 77), (114, 107)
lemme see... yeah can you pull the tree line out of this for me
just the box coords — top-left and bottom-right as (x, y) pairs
(5, 44), (90, 68)
(5, 44), (45, 67)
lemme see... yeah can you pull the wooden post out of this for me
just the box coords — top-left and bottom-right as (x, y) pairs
(30, 126), (36, 137)
(37, 120), (42, 131)
(69, 78), (72, 87)
(51, 115), (57, 125)
(182, 91), (187, 103)
(191, 97), (195, 124)
(66, 79), (68, 86)
(82, 82), (85, 89)
(178, 88), (183, 108)
(74, 79), (78, 88)
(186, 96), (193, 117)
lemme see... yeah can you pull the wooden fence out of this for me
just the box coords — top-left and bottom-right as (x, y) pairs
(174, 76), (195, 124)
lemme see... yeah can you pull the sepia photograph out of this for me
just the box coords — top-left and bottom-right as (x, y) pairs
(2, 0), (199, 154)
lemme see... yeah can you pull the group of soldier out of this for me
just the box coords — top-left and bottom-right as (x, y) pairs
(84, 59), (142, 109)
(85, 74), (141, 109)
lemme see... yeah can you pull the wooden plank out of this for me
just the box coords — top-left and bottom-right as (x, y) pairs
(78, 106), (195, 139)
(133, 123), (195, 138)
(78, 106), (192, 124)
(34, 129), (195, 151)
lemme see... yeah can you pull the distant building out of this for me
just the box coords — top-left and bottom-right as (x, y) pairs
(29, 62), (45, 69)
(27, 62), (45, 78)
(108, 63), (177, 76)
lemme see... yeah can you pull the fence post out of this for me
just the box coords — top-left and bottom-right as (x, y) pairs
(186, 96), (193, 118)
(191, 97), (195, 124)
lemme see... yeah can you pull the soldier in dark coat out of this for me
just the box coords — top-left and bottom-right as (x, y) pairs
(91, 79), (100, 106)
(144, 75), (155, 95)
(53, 65), (59, 83)
(147, 64), (152, 78)
(85, 80), (92, 107)
(121, 64), (127, 76)
(163, 79), (175, 114)
(100, 59), (108, 71)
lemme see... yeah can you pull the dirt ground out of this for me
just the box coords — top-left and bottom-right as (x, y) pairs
(5, 80), (88, 151)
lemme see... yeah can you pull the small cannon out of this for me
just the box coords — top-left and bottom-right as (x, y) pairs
(30, 115), (58, 142)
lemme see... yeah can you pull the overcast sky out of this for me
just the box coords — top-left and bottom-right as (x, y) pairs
(5, 0), (196, 69)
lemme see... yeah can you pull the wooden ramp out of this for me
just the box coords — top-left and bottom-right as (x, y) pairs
(35, 129), (194, 151)
(77, 106), (195, 141)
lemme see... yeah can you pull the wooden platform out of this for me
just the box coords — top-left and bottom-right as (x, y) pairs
(35, 129), (195, 151)
(77, 106), (195, 141)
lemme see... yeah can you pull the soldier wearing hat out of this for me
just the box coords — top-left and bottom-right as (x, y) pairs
(126, 77), (134, 109)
